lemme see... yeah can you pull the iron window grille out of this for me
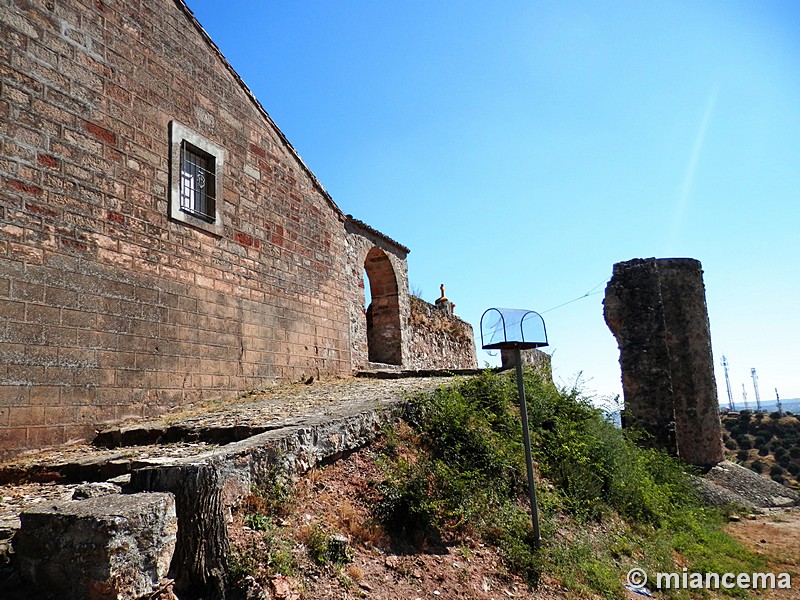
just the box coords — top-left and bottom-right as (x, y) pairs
(169, 121), (224, 236)
(180, 141), (216, 222)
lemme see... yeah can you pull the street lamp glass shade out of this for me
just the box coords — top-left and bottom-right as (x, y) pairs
(480, 307), (548, 350)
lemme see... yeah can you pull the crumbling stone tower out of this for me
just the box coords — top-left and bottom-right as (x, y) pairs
(604, 258), (724, 467)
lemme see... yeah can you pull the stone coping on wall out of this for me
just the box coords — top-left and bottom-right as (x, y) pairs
(1, 374), (470, 596)
(344, 215), (410, 255)
(0, 376), (463, 544)
(356, 368), (486, 379)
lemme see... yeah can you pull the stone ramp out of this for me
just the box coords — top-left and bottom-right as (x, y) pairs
(1, 376), (454, 482)
(0, 375), (459, 599)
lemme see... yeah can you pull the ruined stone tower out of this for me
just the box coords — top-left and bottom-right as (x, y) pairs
(604, 258), (724, 467)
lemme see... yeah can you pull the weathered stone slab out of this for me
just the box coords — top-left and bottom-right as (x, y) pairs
(703, 461), (800, 508)
(129, 390), (414, 598)
(14, 492), (177, 600)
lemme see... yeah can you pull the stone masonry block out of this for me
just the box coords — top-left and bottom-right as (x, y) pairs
(14, 492), (177, 600)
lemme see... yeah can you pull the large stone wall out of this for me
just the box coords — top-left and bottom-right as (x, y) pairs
(407, 296), (477, 371)
(0, 0), (357, 455)
(604, 258), (723, 467)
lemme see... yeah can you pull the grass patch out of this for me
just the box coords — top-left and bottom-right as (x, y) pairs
(227, 523), (297, 585)
(227, 472), (298, 589)
(303, 525), (354, 566)
(374, 369), (762, 598)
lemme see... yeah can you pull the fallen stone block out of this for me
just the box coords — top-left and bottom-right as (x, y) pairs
(704, 460), (800, 508)
(71, 481), (122, 500)
(14, 492), (177, 600)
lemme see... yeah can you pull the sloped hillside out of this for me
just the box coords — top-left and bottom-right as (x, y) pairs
(227, 371), (785, 599)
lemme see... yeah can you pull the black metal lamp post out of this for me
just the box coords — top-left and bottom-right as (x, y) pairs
(480, 308), (548, 549)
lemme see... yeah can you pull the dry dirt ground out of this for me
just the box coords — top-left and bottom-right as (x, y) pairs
(726, 509), (800, 600)
(228, 442), (573, 600)
(229, 440), (800, 600)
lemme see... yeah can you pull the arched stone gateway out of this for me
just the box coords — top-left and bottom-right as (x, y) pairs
(364, 247), (402, 365)
(344, 217), (412, 371)
(344, 215), (477, 373)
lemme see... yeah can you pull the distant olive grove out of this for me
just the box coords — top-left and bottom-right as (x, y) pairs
(721, 410), (800, 487)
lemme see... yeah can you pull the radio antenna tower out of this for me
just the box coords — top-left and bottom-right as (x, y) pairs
(722, 356), (734, 411)
(741, 383), (749, 410)
(775, 389), (783, 418)
(751, 368), (762, 412)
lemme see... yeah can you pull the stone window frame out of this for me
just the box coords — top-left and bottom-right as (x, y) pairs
(169, 120), (225, 236)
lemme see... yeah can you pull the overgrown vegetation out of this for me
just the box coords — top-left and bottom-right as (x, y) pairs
(227, 467), (357, 596)
(721, 409), (800, 487)
(227, 469), (299, 588)
(226, 371), (767, 599)
(375, 369), (764, 598)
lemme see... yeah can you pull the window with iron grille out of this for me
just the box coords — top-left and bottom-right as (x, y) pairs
(169, 121), (224, 236)
(180, 142), (216, 221)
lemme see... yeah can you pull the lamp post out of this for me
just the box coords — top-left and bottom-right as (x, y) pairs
(514, 346), (541, 548)
(480, 308), (548, 549)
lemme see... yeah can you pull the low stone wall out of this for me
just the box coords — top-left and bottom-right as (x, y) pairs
(406, 296), (477, 370)
(500, 348), (553, 382)
(6, 377), (453, 599)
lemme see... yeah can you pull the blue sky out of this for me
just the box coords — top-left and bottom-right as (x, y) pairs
(186, 1), (800, 405)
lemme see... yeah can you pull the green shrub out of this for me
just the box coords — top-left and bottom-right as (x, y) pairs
(375, 369), (755, 597)
(306, 526), (354, 566)
(244, 513), (271, 531)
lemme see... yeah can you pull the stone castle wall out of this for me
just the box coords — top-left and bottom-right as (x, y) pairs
(604, 258), (723, 467)
(407, 295), (477, 371)
(0, 0), (356, 454)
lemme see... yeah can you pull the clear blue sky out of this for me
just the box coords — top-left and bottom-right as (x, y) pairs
(187, 1), (800, 405)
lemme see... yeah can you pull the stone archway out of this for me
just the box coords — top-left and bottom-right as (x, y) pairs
(363, 247), (402, 365)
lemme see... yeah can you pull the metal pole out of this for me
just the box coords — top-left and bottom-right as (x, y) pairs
(514, 348), (541, 549)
